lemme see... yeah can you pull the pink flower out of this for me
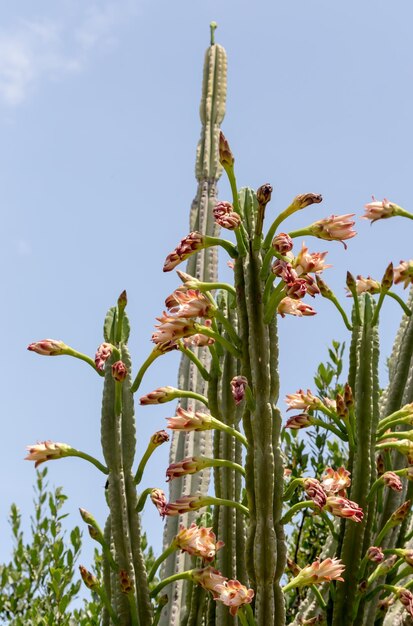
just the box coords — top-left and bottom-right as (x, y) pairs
(362, 197), (397, 223)
(214, 580), (255, 616)
(346, 275), (381, 296)
(163, 495), (206, 517)
(367, 546), (384, 563)
(166, 456), (206, 482)
(271, 260), (298, 283)
(284, 278), (308, 300)
(293, 242), (331, 275)
(27, 339), (67, 356)
(152, 313), (196, 346)
(166, 406), (213, 431)
(303, 478), (327, 509)
(230, 375), (248, 405)
(277, 297), (317, 318)
(321, 467), (351, 496)
(166, 289), (214, 319)
(150, 489), (167, 517)
(310, 214), (356, 248)
(183, 318), (215, 347)
(272, 233), (293, 254)
(382, 471), (403, 492)
(163, 232), (205, 272)
(285, 413), (314, 429)
(174, 523), (224, 561)
(213, 201), (241, 230)
(25, 441), (71, 467)
(285, 388), (320, 411)
(112, 360), (128, 382)
(192, 566), (228, 598)
(324, 496), (363, 522)
(394, 260), (413, 288)
(284, 557), (345, 590)
(94, 343), (113, 371)
(396, 588), (413, 618)
(140, 386), (177, 405)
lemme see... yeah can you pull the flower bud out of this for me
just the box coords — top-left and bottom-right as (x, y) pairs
(119, 570), (133, 594)
(256, 183), (273, 206)
(230, 376), (248, 405)
(367, 546), (385, 563)
(117, 289), (127, 310)
(150, 489), (167, 517)
(293, 193), (323, 209)
(272, 233), (293, 255)
(390, 500), (411, 524)
(382, 471), (403, 492)
(27, 339), (67, 356)
(25, 441), (71, 468)
(381, 262), (394, 291)
(95, 342), (113, 371)
(163, 232), (205, 272)
(219, 131), (234, 167)
(79, 565), (99, 590)
(112, 360), (128, 382)
(213, 201), (241, 230)
(150, 430), (170, 446)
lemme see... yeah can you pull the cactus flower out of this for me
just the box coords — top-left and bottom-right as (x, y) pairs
(163, 232), (205, 272)
(166, 289), (215, 319)
(166, 456), (206, 481)
(230, 375), (248, 405)
(303, 478), (327, 509)
(382, 471), (403, 492)
(79, 565), (99, 590)
(285, 413), (314, 429)
(309, 213), (356, 248)
(166, 406), (213, 431)
(94, 342), (113, 371)
(213, 201), (241, 230)
(396, 588), (413, 618)
(283, 557), (345, 590)
(394, 260), (413, 288)
(367, 546), (385, 563)
(285, 388), (320, 411)
(214, 579), (255, 616)
(150, 488), (167, 517)
(140, 386), (179, 405)
(27, 339), (67, 356)
(321, 467), (351, 496)
(346, 275), (381, 295)
(163, 495), (206, 516)
(285, 278), (308, 300)
(324, 496), (364, 522)
(174, 523), (224, 561)
(192, 566), (228, 598)
(271, 259), (298, 282)
(277, 297), (317, 317)
(152, 313), (197, 345)
(112, 360), (128, 382)
(293, 242), (331, 275)
(362, 197), (398, 223)
(25, 441), (71, 467)
(272, 232), (293, 254)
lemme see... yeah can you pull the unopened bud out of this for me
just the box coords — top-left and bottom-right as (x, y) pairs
(112, 360), (128, 382)
(256, 183), (273, 206)
(230, 375), (248, 405)
(376, 454), (385, 476)
(391, 500), (411, 524)
(315, 275), (333, 298)
(219, 131), (234, 168)
(367, 546), (385, 563)
(27, 339), (67, 356)
(335, 393), (348, 419)
(293, 193), (323, 209)
(88, 525), (100, 542)
(118, 290), (127, 310)
(79, 565), (99, 590)
(287, 558), (301, 576)
(346, 271), (356, 291)
(344, 383), (354, 408)
(119, 570), (133, 594)
(381, 263), (394, 291)
(150, 430), (170, 446)
(272, 233), (293, 255)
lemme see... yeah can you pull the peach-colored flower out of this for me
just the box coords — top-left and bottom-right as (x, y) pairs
(310, 214), (356, 248)
(362, 197), (397, 223)
(272, 259), (298, 282)
(293, 242), (331, 275)
(272, 232), (293, 254)
(284, 557), (345, 590)
(285, 278), (308, 300)
(285, 388), (320, 411)
(163, 232), (205, 272)
(152, 313), (197, 345)
(167, 289), (214, 319)
(324, 496), (363, 522)
(230, 376), (248, 405)
(25, 441), (71, 467)
(174, 523), (224, 561)
(150, 489), (167, 517)
(285, 413), (314, 429)
(367, 546), (384, 563)
(382, 471), (403, 492)
(214, 579), (255, 616)
(394, 260), (413, 288)
(166, 456), (207, 482)
(321, 467), (351, 496)
(277, 297), (317, 318)
(303, 478), (327, 509)
(27, 339), (67, 356)
(182, 318), (215, 347)
(213, 201), (241, 230)
(94, 343), (113, 371)
(163, 495), (206, 517)
(166, 406), (213, 431)
(192, 566), (228, 598)
(347, 275), (381, 295)
(140, 386), (177, 405)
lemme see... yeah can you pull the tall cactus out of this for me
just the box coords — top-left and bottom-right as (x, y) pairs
(159, 22), (227, 625)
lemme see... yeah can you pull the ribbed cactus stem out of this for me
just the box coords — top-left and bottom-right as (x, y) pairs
(332, 294), (380, 626)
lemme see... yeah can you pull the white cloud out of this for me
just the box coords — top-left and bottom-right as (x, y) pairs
(0, 1), (140, 107)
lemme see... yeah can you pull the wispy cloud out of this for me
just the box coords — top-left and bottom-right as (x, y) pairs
(0, 1), (140, 107)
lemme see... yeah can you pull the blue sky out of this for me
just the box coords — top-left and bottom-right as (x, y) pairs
(2, 0), (413, 579)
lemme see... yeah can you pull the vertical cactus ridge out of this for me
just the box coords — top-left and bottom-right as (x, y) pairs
(332, 294), (380, 626)
(160, 30), (227, 626)
(102, 515), (113, 626)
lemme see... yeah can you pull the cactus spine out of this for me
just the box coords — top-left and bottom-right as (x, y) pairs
(159, 24), (227, 625)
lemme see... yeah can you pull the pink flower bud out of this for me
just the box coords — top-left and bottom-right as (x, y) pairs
(163, 495), (206, 517)
(140, 386), (178, 405)
(271, 260), (298, 282)
(150, 430), (169, 446)
(27, 339), (67, 356)
(152, 313), (197, 346)
(213, 201), (241, 230)
(112, 360), (128, 382)
(192, 566), (228, 598)
(285, 413), (313, 429)
(285, 278), (308, 300)
(230, 375), (248, 405)
(396, 588), (413, 618)
(278, 297), (317, 318)
(285, 389), (320, 411)
(94, 342), (113, 371)
(166, 456), (206, 482)
(166, 407), (213, 431)
(150, 489), (167, 517)
(272, 232), (293, 254)
(324, 496), (363, 522)
(303, 478), (327, 509)
(163, 232), (205, 272)
(382, 471), (403, 492)
(367, 546), (385, 563)
(310, 214), (356, 249)
(362, 197), (397, 223)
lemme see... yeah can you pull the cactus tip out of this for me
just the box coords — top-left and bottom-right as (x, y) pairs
(210, 21), (217, 45)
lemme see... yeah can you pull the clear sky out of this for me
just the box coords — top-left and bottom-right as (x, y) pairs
(2, 0), (413, 580)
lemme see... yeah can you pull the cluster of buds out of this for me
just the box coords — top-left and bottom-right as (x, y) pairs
(297, 467), (362, 522)
(173, 523), (224, 561)
(213, 201), (241, 230)
(192, 566), (254, 616)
